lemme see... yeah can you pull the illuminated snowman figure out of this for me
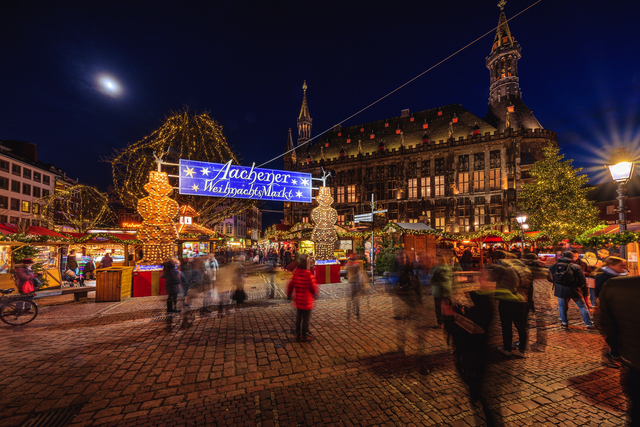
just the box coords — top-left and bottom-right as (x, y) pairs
(311, 187), (338, 260)
(137, 171), (180, 264)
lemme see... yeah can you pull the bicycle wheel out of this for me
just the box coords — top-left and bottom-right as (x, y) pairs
(0, 300), (38, 326)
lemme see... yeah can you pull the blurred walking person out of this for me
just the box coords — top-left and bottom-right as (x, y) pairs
(162, 259), (181, 313)
(430, 255), (452, 328)
(599, 274), (640, 426)
(286, 254), (318, 342)
(346, 254), (363, 320)
(547, 251), (594, 329)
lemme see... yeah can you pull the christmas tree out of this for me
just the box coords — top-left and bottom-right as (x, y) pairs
(519, 143), (602, 242)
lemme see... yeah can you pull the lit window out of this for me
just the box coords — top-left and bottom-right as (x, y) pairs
(337, 187), (345, 203)
(338, 215), (345, 225)
(408, 178), (417, 199)
(606, 205), (615, 215)
(347, 185), (356, 203)
(458, 172), (469, 194)
(435, 211), (445, 230)
(474, 171), (485, 192)
(421, 177), (431, 198)
(434, 176), (445, 197)
(475, 206), (486, 226)
(22, 201), (30, 212)
(303, 217), (309, 223)
(490, 169), (501, 191)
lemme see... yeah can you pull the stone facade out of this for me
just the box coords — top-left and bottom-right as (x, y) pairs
(284, 6), (558, 233)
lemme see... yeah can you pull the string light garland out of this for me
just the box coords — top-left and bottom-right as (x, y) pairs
(311, 187), (338, 260)
(35, 184), (116, 233)
(136, 171), (180, 265)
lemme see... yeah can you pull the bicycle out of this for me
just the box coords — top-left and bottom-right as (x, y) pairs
(0, 289), (39, 326)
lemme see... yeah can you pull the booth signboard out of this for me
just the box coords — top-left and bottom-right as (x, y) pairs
(179, 159), (312, 203)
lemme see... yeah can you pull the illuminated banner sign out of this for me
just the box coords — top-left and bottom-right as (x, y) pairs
(178, 159), (312, 203)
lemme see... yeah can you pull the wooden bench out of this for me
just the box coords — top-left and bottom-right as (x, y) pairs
(35, 286), (95, 302)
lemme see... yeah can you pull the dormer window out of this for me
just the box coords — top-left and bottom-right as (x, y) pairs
(423, 121), (429, 129)
(306, 155), (311, 164)
(396, 125), (401, 135)
(339, 149), (346, 158)
(325, 142), (329, 147)
(385, 122), (389, 128)
(370, 131), (375, 139)
(473, 124), (481, 136)
(360, 127), (364, 132)
(507, 104), (515, 113)
(410, 115), (415, 122)
(346, 137), (351, 143)
(338, 132), (341, 137)
(452, 114), (458, 124)
(438, 110), (443, 116)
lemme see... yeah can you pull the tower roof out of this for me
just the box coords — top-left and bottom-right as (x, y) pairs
(491, 2), (515, 53)
(298, 81), (310, 120)
(286, 128), (294, 151)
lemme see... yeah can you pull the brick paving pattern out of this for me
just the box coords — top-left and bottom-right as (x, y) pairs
(0, 269), (630, 426)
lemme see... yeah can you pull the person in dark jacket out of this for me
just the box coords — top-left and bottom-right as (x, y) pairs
(459, 248), (473, 271)
(66, 249), (79, 274)
(430, 255), (452, 327)
(547, 251), (594, 329)
(101, 252), (113, 268)
(13, 258), (38, 294)
(162, 259), (181, 313)
(286, 254), (318, 342)
(571, 250), (592, 310)
(83, 256), (96, 280)
(599, 275), (640, 426)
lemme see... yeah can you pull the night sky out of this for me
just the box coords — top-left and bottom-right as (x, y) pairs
(2, 1), (639, 228)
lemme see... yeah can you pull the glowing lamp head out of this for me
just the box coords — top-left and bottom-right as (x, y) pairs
(516, 213), (527, 224)
(607, 161), (634, 183)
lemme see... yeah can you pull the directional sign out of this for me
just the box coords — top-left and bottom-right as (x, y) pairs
(354, 213), (373, 223)
(179, 159), (312, 203)
(373, 209), (388, 214)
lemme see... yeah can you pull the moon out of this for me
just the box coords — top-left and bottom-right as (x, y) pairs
(97, 74), (122, 97)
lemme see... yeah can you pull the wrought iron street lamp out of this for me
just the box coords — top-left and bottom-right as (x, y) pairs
(606, 161), (635, 259)
(516, 213), (528, 254)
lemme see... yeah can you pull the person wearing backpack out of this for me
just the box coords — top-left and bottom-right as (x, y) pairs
(547, 251), (594, 330)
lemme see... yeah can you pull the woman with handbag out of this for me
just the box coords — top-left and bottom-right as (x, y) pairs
(13, 258), (39, 294)
(286, 254), (318, 342)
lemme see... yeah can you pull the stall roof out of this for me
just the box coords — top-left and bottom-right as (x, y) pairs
(65, 232), (138, 243)
(589, 223), (640, 236)
(0, 223), (67, 238)
(394, 223), (434, 231)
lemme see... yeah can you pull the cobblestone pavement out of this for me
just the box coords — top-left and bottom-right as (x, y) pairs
(0, 270), (630, 427)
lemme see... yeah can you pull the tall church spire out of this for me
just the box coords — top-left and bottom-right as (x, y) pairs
(484, 1), (541, 131)
(297, 81), (312, 147)
(286, 128), (296, 161)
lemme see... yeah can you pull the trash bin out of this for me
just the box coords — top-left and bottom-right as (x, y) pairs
(95, 267), (133, 302)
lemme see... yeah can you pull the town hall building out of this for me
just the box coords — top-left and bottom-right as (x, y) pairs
(283, 5), (557, 234)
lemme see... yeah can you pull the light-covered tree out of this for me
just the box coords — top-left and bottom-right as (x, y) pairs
(108, 108), (253, 225)
(519, 143), (602, 242)
(35, 184), (116, 232)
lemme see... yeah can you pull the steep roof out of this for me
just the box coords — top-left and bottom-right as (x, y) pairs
(484, 96), (542, 131)
(300, 104), (496, 163)
(299, 81), (310, 120)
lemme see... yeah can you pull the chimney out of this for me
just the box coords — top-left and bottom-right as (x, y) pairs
(400, 109), (410, 118)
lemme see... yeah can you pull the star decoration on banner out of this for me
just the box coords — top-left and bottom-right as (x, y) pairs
(301, 178), (309, 186)
(184, 166), (195, 178)
(296, 191), (303, 198)
(292, 179), (298, 185)
(201, 167), (210, 176)
(191, 184), (199, 192)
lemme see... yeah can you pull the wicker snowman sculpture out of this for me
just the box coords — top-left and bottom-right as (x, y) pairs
(311, 187), (338, 260)
(137, 171), (180, 264)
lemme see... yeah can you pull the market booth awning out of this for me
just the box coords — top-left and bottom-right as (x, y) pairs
(0, 223), (68, 238)
(64, 232), (139, 244)
(588, 223), (640, 236)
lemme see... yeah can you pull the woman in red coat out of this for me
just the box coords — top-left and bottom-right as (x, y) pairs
(287, 254), (318, 342)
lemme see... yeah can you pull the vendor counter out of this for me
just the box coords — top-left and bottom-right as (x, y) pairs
(132, 268), (168, 297)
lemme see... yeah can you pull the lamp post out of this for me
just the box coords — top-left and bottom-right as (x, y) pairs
(516, 213), (528, 255)
(606, 161), (635, 260)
